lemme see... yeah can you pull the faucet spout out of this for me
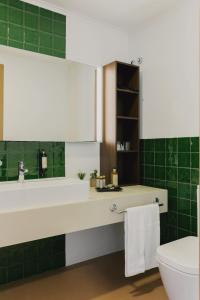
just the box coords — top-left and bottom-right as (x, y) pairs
(18, 161), (28, 183)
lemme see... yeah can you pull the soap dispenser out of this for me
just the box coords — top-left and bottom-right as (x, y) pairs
(39, 149), (48, 177)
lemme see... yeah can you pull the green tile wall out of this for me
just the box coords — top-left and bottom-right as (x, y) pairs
(140, 137), (199, 243)
(0, 141), (65, 285)
(0, 235), (65, 285)
(0, 141), (65, 180)
(0, 0), (66, 58)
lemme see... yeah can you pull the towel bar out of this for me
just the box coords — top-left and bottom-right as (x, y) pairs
(110, 199), (164, 214)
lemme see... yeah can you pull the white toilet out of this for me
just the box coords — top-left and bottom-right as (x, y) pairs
(157, 236), (199, 300)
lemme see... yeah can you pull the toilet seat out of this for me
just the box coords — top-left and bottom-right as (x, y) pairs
(157, 236), (199, 275)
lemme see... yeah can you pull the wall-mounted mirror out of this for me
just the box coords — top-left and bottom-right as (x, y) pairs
(0, 46), (96, 142)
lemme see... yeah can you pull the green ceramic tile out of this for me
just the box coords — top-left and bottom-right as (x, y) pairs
(9, 24), (24, 42)
(191, 153), (199, 169)
(155, 139), (165, 152)
(191, 169), (199, 185)
(8, 246), (24, 265)
(154, 179), (166, 188)
(144, 139), (155, 151)
(8, 39), (23, 49)
(7, 264), (23, 282)
(25, 12), (39, 30)
(52, 236), (65, 254)
(166, 181), (177, 197)
(53, 35), (65, 51)
(53, 150), (65, 167)
(24, 43), (38, 52)
(24, 259), (38, 277)
(178, 183), (190, 199)
(0, 4), (8, 21)
(155, 152), (165, 166)
(24, 244), (38, 261)
(191, 185), (197, 201)
(155, 166), (165, 180)
(166, 152), (178, 167)
(53, 166), (65, 177)
(0, 0), (8, 5)
(38, 255), (53, 273)
(40, 16), (52, 33)
(178, 214), (190, 231)
(26, 168), (38, 180)
(0, 267), (7, 284)
(191, 217), (197, 234)
(145, 165), (154, 178)
(53, 12), (66, 23)
(24, 3), (39, 14)
(144, 152), (154, 165)
(0, 168), (7, 181)
(9, 7), (23, 25)
(8, 0), (23, 9)
(0, 248), (8, 267)
(0, 153), (7, 168)
(178, 153), (190, 168)
(166, 138), (177, 153)
(0, 21), (7, 37)
(168, 212), (177, 227)
(0, 36), (7, 45)
(166, 167), (177, 181)
(178, 168), (190, 183)
(23, 142), (39, 152)
(191, 137), (199, 152)
(191, 201), (197, 217)
(39, 32), (52, 48)
(52, 50), (65, 58)
(168, 197), (177, 212)
(53, 20), (66, 36)
(51, 251), (65, 269)
(7, 152), (24, 169)
(7, 168), (18, 181)
(0, 141), (6, 153)
(167, 226), (177, 242)
(40, 7), (52, 19)
(178, 228), (190, 239)
(178, 198), (190, 215)
(25, 28), (39, 45)
(143, 178), (155, 187)
(178, 137), (190, 152)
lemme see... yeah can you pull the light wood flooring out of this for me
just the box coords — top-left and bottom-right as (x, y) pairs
(0, 252), (168, 300)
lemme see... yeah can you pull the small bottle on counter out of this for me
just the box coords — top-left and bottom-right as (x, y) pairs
(111, 168), (118, 186)
(96, 176), (101, 188)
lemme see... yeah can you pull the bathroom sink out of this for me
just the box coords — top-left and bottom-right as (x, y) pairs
(0, 178), (89, 212)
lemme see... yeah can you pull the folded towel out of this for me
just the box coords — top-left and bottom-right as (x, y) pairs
(124, 204), (160, 277)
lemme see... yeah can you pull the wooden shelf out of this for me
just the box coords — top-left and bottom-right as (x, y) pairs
(117, 115), (138, 120)
(117, 88), (139, 95)
(100, 61), (140, 185)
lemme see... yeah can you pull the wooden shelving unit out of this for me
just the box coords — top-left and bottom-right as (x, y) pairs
(100, 61), (140, 185)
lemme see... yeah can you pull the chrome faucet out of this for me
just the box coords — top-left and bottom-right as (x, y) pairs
(18, 161), (28, 183)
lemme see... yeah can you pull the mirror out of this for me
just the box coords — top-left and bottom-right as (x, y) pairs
(0, 45), (96, 142)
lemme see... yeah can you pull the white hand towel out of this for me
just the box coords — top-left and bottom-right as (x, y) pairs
(124, 204), (160, 277)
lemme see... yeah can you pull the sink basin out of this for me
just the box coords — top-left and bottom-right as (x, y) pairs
(0, 178), (89, 212)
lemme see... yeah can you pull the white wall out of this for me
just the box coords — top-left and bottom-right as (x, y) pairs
(128, 0), (200, 139)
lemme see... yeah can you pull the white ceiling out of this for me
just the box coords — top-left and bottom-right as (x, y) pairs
(46, 0), (183, 30)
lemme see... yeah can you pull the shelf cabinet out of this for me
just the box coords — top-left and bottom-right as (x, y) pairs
(100, 61), (140, 185)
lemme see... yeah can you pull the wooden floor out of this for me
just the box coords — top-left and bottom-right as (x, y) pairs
(0, 252), (168, 300)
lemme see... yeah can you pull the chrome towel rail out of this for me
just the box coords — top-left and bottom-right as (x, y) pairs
(110, 198), (164, 214)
